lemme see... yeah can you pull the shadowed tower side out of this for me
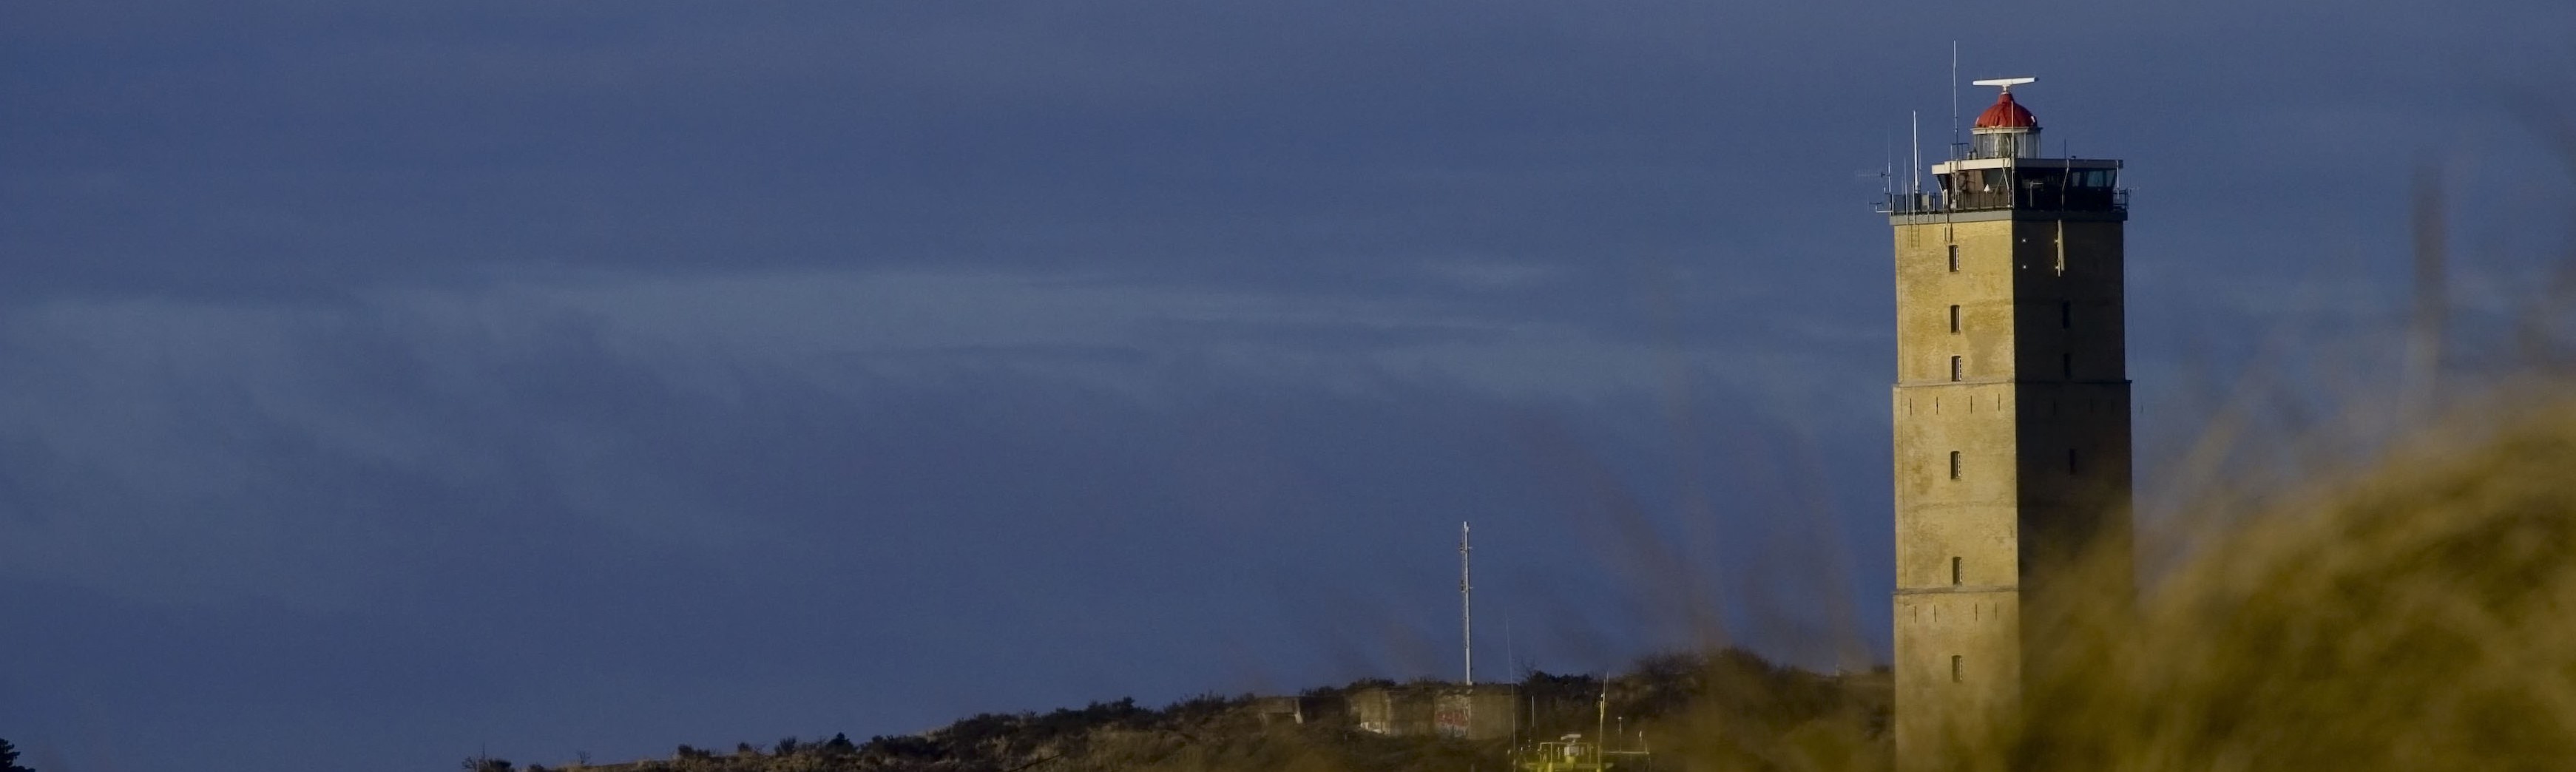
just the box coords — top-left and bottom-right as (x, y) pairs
(1883, 78), (2134, 768)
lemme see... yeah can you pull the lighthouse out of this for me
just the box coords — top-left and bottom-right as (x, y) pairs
(1884, 78), (2134, 766)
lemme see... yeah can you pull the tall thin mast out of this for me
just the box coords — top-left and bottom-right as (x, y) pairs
(1884, 132), (1895, 204)
(1950, 41), (1961, 155)
(1595, 683), (1609, 763)
(1460, 521), (1473, 686)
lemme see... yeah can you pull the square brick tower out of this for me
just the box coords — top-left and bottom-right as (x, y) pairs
(1884, 78), (2133, 767)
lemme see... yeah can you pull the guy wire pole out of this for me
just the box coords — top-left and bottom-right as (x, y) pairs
(1461, 521), (1473, 687)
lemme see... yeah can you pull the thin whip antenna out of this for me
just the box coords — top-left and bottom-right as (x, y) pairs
(1460, 521), (1473, 687)
(1950, 41), (1960, 153)
(1596, 683), (1609, 764)
(1910, 111), (1921, 197)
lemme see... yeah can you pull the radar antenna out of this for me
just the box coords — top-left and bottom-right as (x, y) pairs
(1972, 77), (2037, 92)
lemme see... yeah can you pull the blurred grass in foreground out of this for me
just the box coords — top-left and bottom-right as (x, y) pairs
(1997, 392), (2576, 772)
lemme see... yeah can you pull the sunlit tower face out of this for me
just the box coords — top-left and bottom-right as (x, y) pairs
(1883, 78), (2134, 770)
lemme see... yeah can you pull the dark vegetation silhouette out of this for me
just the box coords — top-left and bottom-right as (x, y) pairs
(523, 649), (1884, 771)
(0, 738), (33, 772)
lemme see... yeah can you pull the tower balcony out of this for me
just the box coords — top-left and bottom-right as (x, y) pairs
(1881, 186), (2128, 216)
(1881, 156), (2126, 218)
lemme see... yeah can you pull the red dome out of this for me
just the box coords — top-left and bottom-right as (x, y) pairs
(1974, 91), (2038, 129)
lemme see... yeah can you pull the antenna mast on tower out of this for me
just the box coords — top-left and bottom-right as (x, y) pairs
(1950, 42), (1961, 155)
(1460, 521), (1473, 686)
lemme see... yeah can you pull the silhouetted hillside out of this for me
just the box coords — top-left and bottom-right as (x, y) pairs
(498, 649), (1890, 772)
(0, 738), (36, 772)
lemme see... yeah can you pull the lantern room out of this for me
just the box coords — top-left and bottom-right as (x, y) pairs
(1969, 79), (2041, 160)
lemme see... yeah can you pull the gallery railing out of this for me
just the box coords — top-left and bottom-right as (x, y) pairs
(1882, 188), (2127, 215)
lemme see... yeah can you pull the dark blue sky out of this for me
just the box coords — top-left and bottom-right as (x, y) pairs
(3, 1), (2572, 770)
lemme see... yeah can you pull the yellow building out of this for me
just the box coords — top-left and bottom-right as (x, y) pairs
(1884, 80), (2133, 768)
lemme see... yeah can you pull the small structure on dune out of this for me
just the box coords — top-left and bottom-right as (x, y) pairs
(1347, 682), (1520, 740)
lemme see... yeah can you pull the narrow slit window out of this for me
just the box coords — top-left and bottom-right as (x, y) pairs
(1949, 305), (1961, 333)
(2061, 300), (2072, 328)
(1950, 356), (1963, 382)
(1951, 557), (1962, 586)
(1948, 451), (1961, 480)
(1947, 245), (1960, 273)
(1952, 655), (1964, 683)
